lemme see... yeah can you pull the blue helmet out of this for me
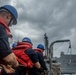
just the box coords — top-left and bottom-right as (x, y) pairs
(22, 37), (32, 45)
(37, 44), (45, 50)
(12, 42), (17, 48)
(0, 5), (18, 25)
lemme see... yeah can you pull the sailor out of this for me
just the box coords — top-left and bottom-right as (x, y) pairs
(12, 42), (17, 48)
(12, 37), (41, 75)
(34, 44), (48, 75)
(0, 5), (19, 73)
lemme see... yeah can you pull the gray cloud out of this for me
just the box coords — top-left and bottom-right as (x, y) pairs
(1, 0), (76, 57)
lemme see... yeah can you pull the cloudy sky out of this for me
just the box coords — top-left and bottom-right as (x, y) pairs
(1, 0), (76, 57)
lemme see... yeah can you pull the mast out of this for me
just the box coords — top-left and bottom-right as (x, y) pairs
(44, 33), (49, 57)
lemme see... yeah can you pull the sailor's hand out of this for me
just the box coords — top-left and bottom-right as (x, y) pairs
(44, 70), (49, 74)
(38, 68), (44, 72)
(1, 64), (15, 74)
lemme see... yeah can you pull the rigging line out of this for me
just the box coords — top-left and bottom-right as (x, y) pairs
(66, 42), (72, 63)
(54, 42), (64, 52)
(71, 45), (76, 50)
(66, 46), (72, 54)
(68, 47), (72, 63)
(66, 47), (70, 54)
(54, 42), (70, 52)
(65, 41), (72, 54)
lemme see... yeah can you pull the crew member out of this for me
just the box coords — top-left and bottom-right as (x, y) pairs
(0, 5), (19, 74)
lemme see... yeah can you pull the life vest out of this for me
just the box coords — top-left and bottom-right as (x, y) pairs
(12, 42), (34, 68)
(0, 18), (11, 36)
(34, 48), (43, 56)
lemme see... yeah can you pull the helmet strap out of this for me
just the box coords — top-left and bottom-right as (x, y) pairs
(8, 17), (13, 26)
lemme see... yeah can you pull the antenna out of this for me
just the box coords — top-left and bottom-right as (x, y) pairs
(44, 33), (49, 57)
